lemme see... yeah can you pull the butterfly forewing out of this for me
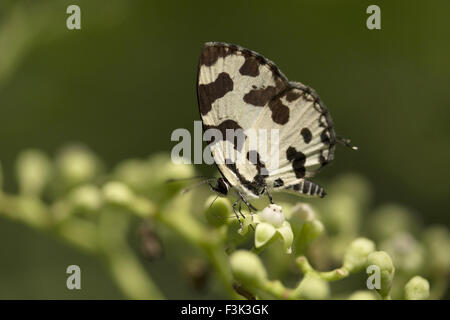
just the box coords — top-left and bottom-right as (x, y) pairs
(197, 42), (336, 199)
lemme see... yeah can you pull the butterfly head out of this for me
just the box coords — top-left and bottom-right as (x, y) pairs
(210, 177), (230, 197)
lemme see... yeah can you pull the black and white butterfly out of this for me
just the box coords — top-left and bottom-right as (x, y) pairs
(196, 42), (356, 222)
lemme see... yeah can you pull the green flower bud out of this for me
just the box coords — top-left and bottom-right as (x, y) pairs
(115, 153), (195, 201)
(295, 219), (324, 254)
(56, 145), (101, 186)
(230, 250), (267, 289)
(343, 237), (376, 273)
(296, 274), (330, 300)
(260, 204), (285, 227)
(113, 159), (153, 192)
(348, 290), (378, 300)
(254, 205), (294, 253)
(102, 181), (155, 217)
(367, 251), (395, 298)
(148, 153), (195, 191)
(204, 196), (230, 227)
(15, 150), (52, 196)
(289, 203), (316, 221)
(380, 232), (425, 274)
(70, 184), (103, 212)
(404, 276), (430, 300)
(103, 181), (134, 206)
(305, 219), (324, 241)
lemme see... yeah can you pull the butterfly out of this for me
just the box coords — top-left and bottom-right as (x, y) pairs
(196, 42), (356, 224)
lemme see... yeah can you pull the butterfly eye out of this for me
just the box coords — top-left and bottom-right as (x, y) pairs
(213, 178), (229, 196)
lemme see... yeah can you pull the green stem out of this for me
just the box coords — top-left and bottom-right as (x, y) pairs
(296, 256), (349, 281)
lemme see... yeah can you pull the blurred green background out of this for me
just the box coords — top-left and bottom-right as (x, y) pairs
(0, 0), (449, 299)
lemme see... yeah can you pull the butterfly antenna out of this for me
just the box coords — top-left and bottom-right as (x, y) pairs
(336, 136), (358, 150)
(180, 178), (215, 195)
(166, 175), (211, 183)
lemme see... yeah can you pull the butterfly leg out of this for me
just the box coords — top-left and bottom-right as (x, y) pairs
(237, 201), (246, 220)
(238, 192), (257, 220)
(232, 200), (244, 230)
(264, 186), (274, 204)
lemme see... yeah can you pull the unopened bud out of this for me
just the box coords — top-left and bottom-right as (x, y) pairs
(16, 150), (52, 196)
(404, 276), (430, 300)
(230, 250), (267, 289)
(343, 238), (376, 272)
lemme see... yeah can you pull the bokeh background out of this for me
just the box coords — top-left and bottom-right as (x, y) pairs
(0, 0), (448, 299)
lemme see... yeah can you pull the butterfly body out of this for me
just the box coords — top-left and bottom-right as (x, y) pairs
(197, 42), (353, 209)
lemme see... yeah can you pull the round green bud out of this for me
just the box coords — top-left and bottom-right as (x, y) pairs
(259, 204), (285, 228)
(343, 237), (376, 272)
(306, 219), (324, 242)
(380, 232), (425, 274)
(297, 274), (330, 300)
(204, 196), (230, 227)
(113, 159), (152, 192)
(405, 276), (430, 300)
(230, 250), (267, 289)
(149, 153), (195, 185)
(295, 219), (324, 254)
(103, 181), (134, 206)
(70, 184), (103, 212)
(290, 203), (316, 221)
(56, 145), (101, 185)
(15, 149), (52, 196)
(367, 251), (395, 298)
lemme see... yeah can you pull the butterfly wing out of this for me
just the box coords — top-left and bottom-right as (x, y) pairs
(249, 83), (336, 197)
(197, 42), (290, 198)
(197, 42), (336, 199)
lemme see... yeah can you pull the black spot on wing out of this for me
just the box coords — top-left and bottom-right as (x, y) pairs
(268, 98), (289, 125)
(286, 146), (306, 178)
(286, 91), (301, 102)
(198, 72), (234, 116)
(243, 86), (277, 106)
(200, 44), (236, 66)
(239, 57), (260, 77)
(320, 129), (331, 145)
(273, 178), (284, 188)
(300, 128), (312, 144)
